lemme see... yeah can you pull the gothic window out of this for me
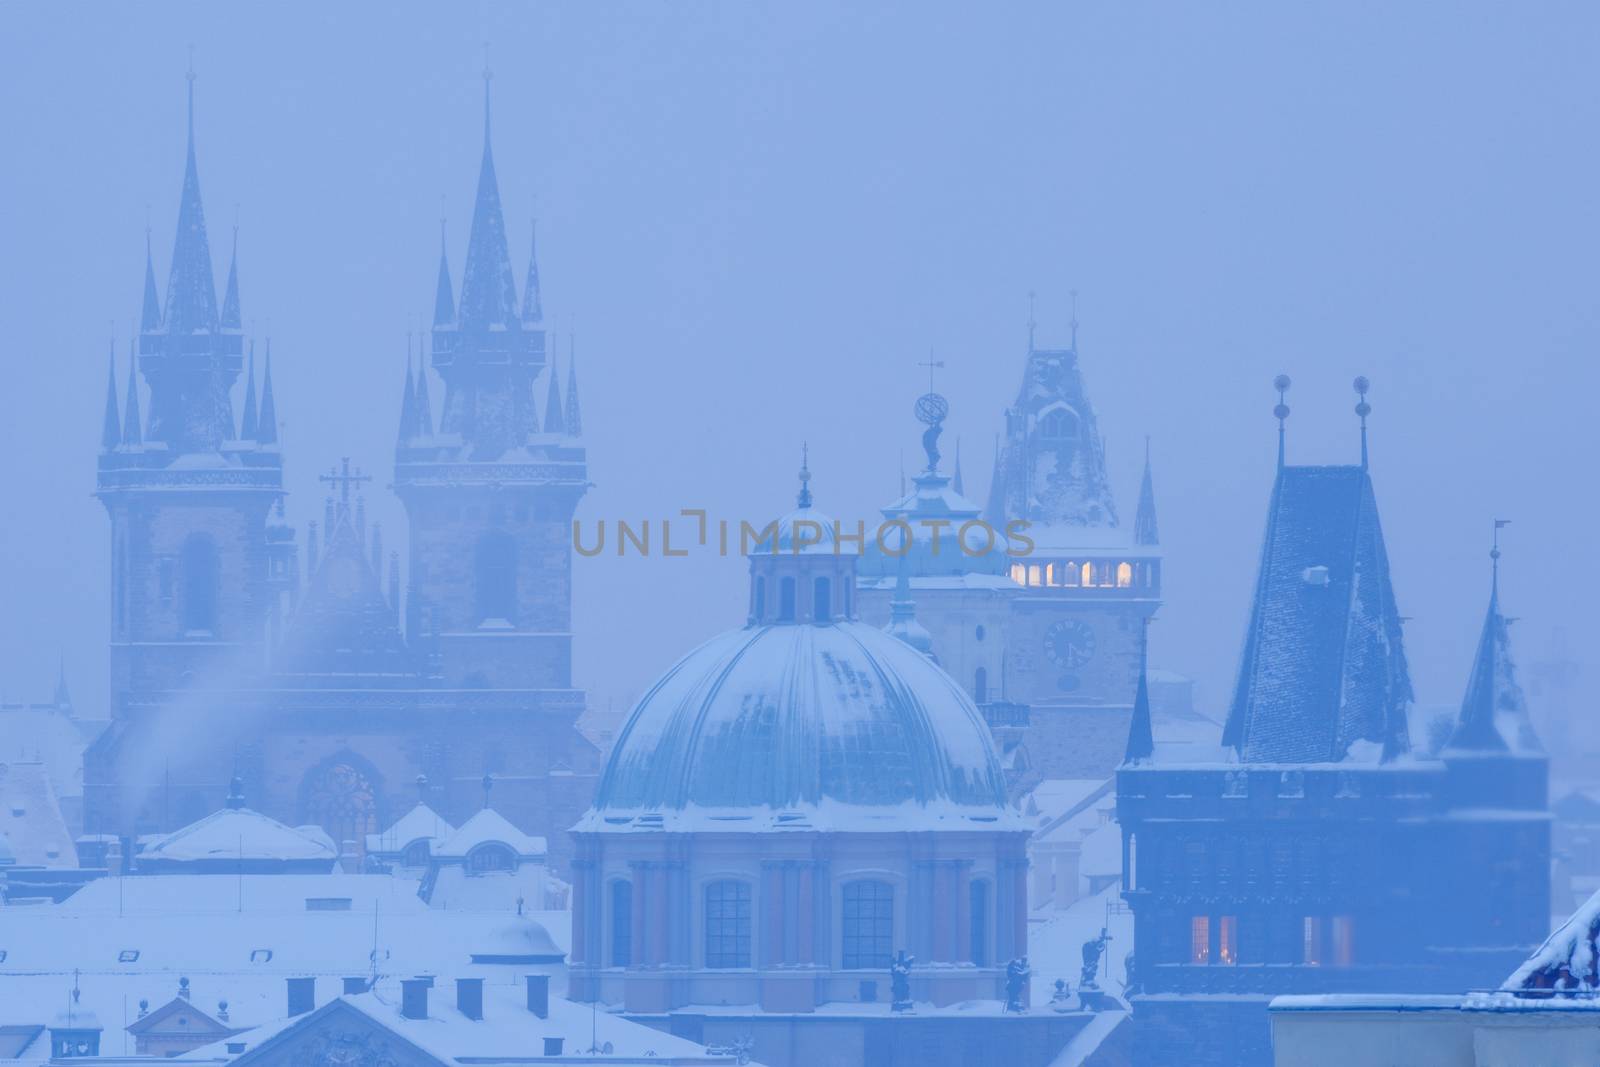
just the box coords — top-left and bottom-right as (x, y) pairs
(1219, 916), (1238, 965)
(813, 577), (832, 623)
(778, 577), (796, 622)
(1190, 916), (1210, 964)
(610, 881), (633, 967)
(468, 844), (516, 873)
(1116, 562), (1133, 588)
(180, 534), (219, 634)
(1039, 408), (1077, 441)
(302, 761), (378, 867)
(704, 880), (752, 969)
(841, 880), (894, 970)
(474, 531), (518, 624)
(969, 880), (990, 965)
(974, 667), (988, 704)
(1080, 562), (1093, 587)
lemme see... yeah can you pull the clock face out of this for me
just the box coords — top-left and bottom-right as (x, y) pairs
(1044, 619), (1096, 669)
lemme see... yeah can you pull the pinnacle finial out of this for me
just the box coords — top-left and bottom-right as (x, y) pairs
(1273, 374), (1292, 469)
(1353, 375), (1371, 470)
(797, 443), (813, 509)
(1070, 288), (1079, 350)
(1491, 518), (1510, 596)
(1026, 290), (1037, 351)
(482, 42), (493, 140)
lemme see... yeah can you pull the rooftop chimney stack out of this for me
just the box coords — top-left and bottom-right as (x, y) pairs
(342, 977), (369, 996)
(457, 978), (484, 1021)
(526, 974), (549, 1019)
(401, 978), (430, 1020)
(544, 1037), (565, 1056)
(286, 977), (315, 1017)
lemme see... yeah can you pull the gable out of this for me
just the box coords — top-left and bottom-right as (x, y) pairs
(230, 1000), (447, 1067)
(126, 995), (233, 1037)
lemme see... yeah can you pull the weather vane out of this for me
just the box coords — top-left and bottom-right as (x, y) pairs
(914, 355), (949, 474)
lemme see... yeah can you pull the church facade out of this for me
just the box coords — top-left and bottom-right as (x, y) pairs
(83, 74), (601, 873)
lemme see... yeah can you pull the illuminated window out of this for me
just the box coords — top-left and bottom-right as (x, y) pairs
(1045, 562), (1055, 585)
(1010, 563), (1026, 585)
(1219, 916), (1238, 965)
(1189, 917), (1209, 964)
(1080, 562), (1093, 586)
(1331, 916), (1355, 966)
(1116, 562), (1133, 588)
(1303, 917), (1323, 966)
(1028, 564), (1042, 587)
(704, 881), (753, 969)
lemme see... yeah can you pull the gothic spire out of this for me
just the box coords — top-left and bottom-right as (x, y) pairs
(139, 228), (162, 333)
(122, 348), (142, 447)
(397, 334), (418, 442)
(543, 359), (565, 435)
(1448, 523), (1540, 754)
(162, 64), (220, 337)
(101, 343), (121, 451)
(1124, 621), (1155, 764)
(220, 225), (241, 330)
(433, 220), (455, 326)
(53, 654), (72, 711)
(256, 341), (278, 445)
(240, 340), (259, 440)
(455, 68), (519, 331)
(952, 437), (965, 496)
(797, 444), (813, 509)
(1134, 437), (1159, 545)
(414, 334), (435, 436)
(522, 220), (543, 325)
(564, 336), (582, 436)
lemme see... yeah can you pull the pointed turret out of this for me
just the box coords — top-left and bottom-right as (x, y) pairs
(414, 336), (434, 437)
(1134, 438), (1159, 546)
(543, 360), (565, 435)
(139, 230), (162, 334)
(220, 226), (241, 330)
(563, 340), (582, 436)
(397, 336), (418, 443)
(1123, 623), (1155, 765)
(162, 70), (220, 337)
(1448, 527), (1541, 754)
(122, 352), (142, 447)
(522, 221), (543, 325)
(256, 342), (278, 445)
(455, 74), (519, 331)
(53, 656), (72, 712)
(101, 344), (122, 451)
(240, 341), (259, 440)
(432, 221), (455, 327)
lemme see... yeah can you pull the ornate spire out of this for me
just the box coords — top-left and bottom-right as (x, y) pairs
(122, 347), (142, 447)
(542, 359), (565, 435)
(455, 65), (519, 331)
(432, 219), (455, 327)
(1134, 436), (1159, 545)
(240, 340), (259, 440)
(162, 62), (220, 337)
(139, 227), (162, 333)
(1354, 375), (1371, 470)
(414, 334), (434, 436)
(101, 342), (121, 451)
(220, 224), (241, 330)
(256, 341), (278, 445)
(1123, 620), (1155, 764)
(797, 443), (813, 509)
(1273, 374), (1291, 469)
(564, 336), (582, 436)
(397, 333), (417, 442)
(53, 654), (72, 711)
(522, 220), (543, 325)
(1448, 521), (1540, 753)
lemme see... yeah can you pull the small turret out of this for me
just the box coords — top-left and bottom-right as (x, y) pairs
(522, 220), (543, 325)
(543, 360), (565, 436)
(256, 342), (278, 445)
(564, 338), (582, 437)
(432, 221), (455, 327)
(220, 226), (242, 331)
(1134, 438), (1159, 546)
(139, 229), (162, 335)
(122, 351), (142, 448)
(240, 341), (259, 441)
(101, 343), (121, 451)
(1123, 622), (1155, 765)
(397, 336), (418, 443)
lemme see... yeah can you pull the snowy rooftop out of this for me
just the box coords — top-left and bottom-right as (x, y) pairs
(1505, 884), (1600, 993)
(137, 804), (337, 867)
(365, 802), (455, 856)
(434, 808), (545, 858)
(0, 761), (77, 868)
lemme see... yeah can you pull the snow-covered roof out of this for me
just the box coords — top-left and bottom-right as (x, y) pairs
(581, 620), (1022, 831)
(1023, 779), (1107, 824)
(423, 866), (551, 913)
(136, 806), (337, 868)
(1222, 465), (1412, 764)
(0, 762), (77, 868)
(747, 505), (853, 557)
(1505, 885), (1600, 993)
(366, 803), (454, 856)
(434, 808), (545, 858)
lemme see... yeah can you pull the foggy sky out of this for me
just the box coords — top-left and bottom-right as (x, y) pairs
(0, 2), (1594, 740)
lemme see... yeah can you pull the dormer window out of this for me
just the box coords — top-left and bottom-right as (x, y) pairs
(468, 843), (516, 873)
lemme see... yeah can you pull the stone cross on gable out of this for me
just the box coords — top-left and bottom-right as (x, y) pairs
(319, 458), (372, 506)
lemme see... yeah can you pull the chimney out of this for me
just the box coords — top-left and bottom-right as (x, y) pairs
(456, 978), (484, 1021)
(526, 974), (549, 1019)
(342, 977), (369, 996)
(286, 977), (315, 1017)
(543, 1037), (565, 1056)
(401, 979), (430, 1020)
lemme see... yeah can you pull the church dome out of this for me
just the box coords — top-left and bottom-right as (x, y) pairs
(584, 619), (1015, 831)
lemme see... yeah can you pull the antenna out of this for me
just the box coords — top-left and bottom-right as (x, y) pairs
(1272, 375), (1292, 469)
(1353, 376), (1371, 470)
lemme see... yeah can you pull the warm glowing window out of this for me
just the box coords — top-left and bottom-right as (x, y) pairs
(1116, 562), (1133, 588)
(1219, 916), (1238, 965)
(1303, 917), (1323, 966)
(1010, 563), (1026, 585)
(1028, 564), (1042, 587)
(1190, 916), (1210, 964)
(1080, 562), (1092, 586)
(1045, 563), (1055, 585)
(1331, 916), (1355, 966)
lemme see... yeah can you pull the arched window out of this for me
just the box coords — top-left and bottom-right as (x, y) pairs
(970, 880), (990, 965)
(181, 534), (219, 634)
(778, 577), (796, 622)
(753, 577), (766, 621)
(1039, 408), (1077, 441)
(1116, 562), (1133, 588)
(1080, 561), (1093, 587)
(813, 577), (832, 623)
(468, 844), (516, 873)
(704, 880), (752, 968)
(474, 532), (518, 624)
(402, 840), (431, 868)
(1063, 561), (1080, 587)
(301, 760), (379, 868)
(610, 881), (633, 967)
(974, 667), (988, 704)
(841, 880), (894, 970)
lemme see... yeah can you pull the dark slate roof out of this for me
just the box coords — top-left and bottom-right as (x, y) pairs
(1222, 465), (1413, 763)
(1447, 569), (1541, 754)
